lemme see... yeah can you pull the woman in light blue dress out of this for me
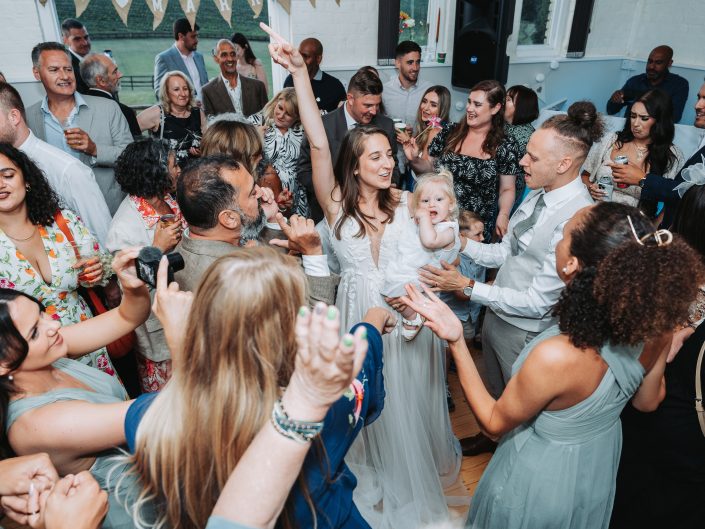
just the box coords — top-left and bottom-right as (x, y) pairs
(404, 201), (704, 529)
(0, 250), (151, 529)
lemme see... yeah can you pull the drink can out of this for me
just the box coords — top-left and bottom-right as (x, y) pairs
(613, 155), (629, 188)
(597, 175), (613, 201)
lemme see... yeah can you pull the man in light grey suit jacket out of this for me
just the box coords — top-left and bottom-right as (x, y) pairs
(201, 39), (268, 118)
(154, 18), (209, 99)
(27, 42), (132, 215)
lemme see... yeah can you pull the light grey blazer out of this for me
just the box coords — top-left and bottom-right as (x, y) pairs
(153, 46), (209, 96)
(25, 94), (133, 215)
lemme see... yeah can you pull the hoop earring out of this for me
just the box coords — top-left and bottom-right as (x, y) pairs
(25, 184), (31, 192)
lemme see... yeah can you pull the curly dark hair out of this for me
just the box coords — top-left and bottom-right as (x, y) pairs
(554, 201), (704, 349)
(0, 143), (61, 226)
(114, 138), (174, 198)
(672, 184), (705, 260)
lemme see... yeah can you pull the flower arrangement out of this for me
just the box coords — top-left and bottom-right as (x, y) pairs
(399, 11), (416, 33)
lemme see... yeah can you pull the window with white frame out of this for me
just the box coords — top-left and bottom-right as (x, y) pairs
(515, 0), (572, 57)
(394, 0), (453, 63)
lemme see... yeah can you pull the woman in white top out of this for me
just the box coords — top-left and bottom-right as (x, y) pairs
(105, 139), (185, 392)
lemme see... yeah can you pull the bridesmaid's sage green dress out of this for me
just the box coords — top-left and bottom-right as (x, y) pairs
(6, 358), (135, 529)
(467, 326), (645, 529)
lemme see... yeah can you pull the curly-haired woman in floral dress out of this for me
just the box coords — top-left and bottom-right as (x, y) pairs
(0, 144), (116, 376)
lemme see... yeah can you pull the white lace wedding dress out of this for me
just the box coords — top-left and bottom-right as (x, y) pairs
(325, 192), (466, 528)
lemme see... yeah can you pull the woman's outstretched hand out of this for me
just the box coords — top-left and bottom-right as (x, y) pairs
(260, 22), (305, 74)
(287, 303), (368, 415)
(400, 283), (464, 343)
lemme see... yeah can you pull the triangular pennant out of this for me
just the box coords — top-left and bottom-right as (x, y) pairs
(335, 0), (340, 4)
(111, 0), (133, 26)
(278, 0), (290, 14)
(74, 0), (91, 16)
(246, 0), (263, 18)
(38, 0), (49, 6)
(145, 0), (168, 30)
(213, 0), (232, 26)
(308, 0), (315, 6)
(178, 0), (200, 27)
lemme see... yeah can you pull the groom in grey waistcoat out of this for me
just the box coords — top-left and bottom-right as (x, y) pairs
(420, 114), (596, 454)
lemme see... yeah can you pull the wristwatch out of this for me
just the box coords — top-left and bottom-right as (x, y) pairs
(638, 177), (646, 188)
(462, 279), (473, 298)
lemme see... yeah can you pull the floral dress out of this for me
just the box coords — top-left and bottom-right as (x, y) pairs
(429, 123), (523, 241)
(0, 209), (116, 376)
(248, 113), (309, 217)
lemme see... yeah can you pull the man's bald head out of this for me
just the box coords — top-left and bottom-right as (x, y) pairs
(299, 38), (323, 79)
(646, 45), (674, 83)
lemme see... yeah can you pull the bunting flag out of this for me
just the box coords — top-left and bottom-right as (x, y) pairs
(112, 0), (133, 26)
(335, 0), (340, 4)
(247, 0), (263, 18)
(74, 0), (91, 16)
(178, 0), (200, 27)
(38, 0), (49, 6)
(278, 0), (291, 14)
(145, 0), (168, 30)
(309, 0), (315, 6)
(213, 0), (233, 26)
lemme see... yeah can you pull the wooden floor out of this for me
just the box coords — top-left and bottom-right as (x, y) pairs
(445, 342), (492, 522)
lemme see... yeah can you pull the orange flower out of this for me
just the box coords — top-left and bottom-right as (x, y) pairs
(24, 267), (35, 277)
(55, 232), (64, 243)
(48, 249), (57, 258)
(58, 291), (67, 300)
(79, 314), (88, 321)
(45, 305), (57, 315)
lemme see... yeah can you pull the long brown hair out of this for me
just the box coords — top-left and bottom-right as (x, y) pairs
(333, 126), (398, 239)
(414, 85), (451, 150)
(444, 79), (506, 157)
(121, 248), (306, 529)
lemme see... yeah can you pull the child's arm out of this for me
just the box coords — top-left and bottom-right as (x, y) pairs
(417, 211), (456, 250)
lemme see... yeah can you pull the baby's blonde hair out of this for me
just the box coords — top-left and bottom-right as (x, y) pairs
(411, 168), (459, 220)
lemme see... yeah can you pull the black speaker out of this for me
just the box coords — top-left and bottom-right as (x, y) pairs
(451, 0), (516, 89)
(566, 0), (596, 58)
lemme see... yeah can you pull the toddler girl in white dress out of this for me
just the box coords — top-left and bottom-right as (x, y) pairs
(382, 170), (460, 339)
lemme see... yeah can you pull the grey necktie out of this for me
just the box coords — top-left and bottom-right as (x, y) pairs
(511, 194), (546, 253)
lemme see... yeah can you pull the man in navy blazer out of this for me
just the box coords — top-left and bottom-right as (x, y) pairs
(154, 18), (208, 100)
(627, 81), (705, 227)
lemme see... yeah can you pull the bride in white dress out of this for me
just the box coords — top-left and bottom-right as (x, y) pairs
(264, 27), (466, 528)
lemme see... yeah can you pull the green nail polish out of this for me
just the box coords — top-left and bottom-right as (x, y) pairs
(327, 307), (337, 320)
(298, 306), (308, 317)
(360, 327), (367, 340)
(343, 334), (354, 347)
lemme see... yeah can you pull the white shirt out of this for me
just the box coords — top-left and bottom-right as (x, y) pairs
(463, 177), (592, 318)
(176, 45), (203, 96)
(221, 74), (243, 115)
(343, 103), (358, 130)
(18, 131), (111, 245)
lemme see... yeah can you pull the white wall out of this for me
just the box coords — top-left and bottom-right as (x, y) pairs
(0, 0), (60, 109)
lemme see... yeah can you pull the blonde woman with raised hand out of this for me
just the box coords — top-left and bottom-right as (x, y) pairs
(120, 247), (396, 529)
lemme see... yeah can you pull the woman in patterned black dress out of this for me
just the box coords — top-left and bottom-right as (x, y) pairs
(248, 88), (308, 217)
(405, 80), (522, 241)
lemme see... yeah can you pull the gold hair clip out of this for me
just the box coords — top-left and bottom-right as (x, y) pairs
(627, 215), (673, 246)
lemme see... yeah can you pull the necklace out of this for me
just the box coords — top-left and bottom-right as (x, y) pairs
(633, 143), (649, 161)
(4, 226), (37, 242)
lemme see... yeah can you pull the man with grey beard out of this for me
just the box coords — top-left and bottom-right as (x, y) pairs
(174, 155), (338, 303)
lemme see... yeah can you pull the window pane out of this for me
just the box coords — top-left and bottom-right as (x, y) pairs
(519, 0), (554, 45)
(400, 0), (430, 47)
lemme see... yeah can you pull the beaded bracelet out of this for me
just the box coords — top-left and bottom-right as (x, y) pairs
(270, 397), (324, 444)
